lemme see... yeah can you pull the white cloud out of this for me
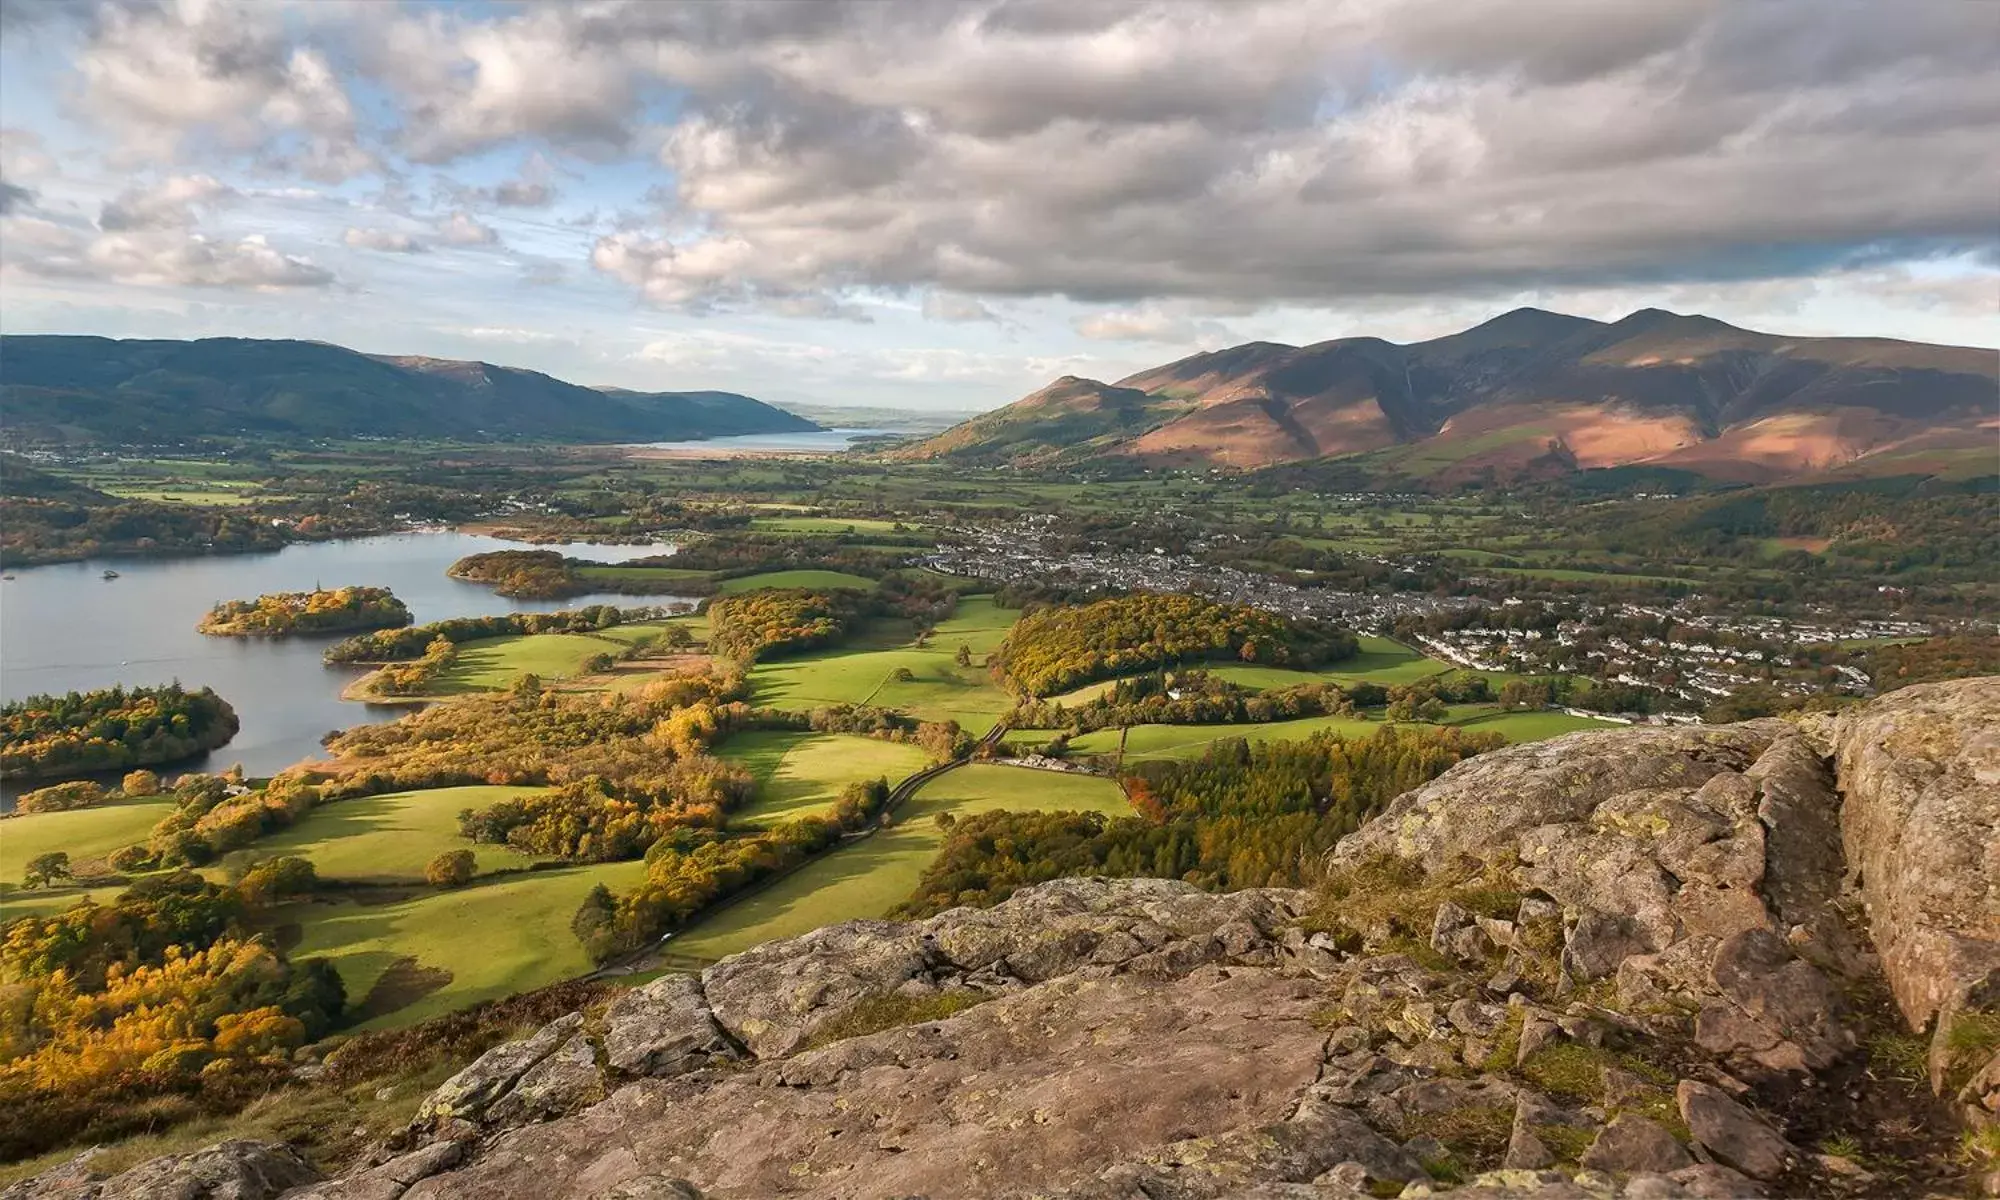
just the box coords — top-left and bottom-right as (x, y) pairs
(343, 226), (426, 253)
(1074, 303), (1236, 345)
(98, 175), (236, 230)
(73, 0), (375, 180)
(923, 291), (999, 323)
(435, 210), (498, 246)
(8, 220), (333, 290)
(0, 126), (55, 181)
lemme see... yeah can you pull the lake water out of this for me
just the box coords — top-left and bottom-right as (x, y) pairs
(629, 428), (891, 454)
(0, 532), (689, 803)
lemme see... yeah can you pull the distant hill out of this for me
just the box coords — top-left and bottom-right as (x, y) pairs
(0, 336), (819, 445)
(905, 309), (1998, 482)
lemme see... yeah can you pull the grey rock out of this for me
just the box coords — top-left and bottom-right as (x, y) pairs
(485, 1026), (604, 1125)
(26, 1140), (323, 1200)
(1330, 723), (1783, 874)
(287, 1139), (469, 1200)
(413, 1011), (584, 1128)
(601, 973), (740, 1078)
(1675, 1080), (1794, 1181)
(1579, 1114), (1693, 1174)
(1832, 677), (2000, 1088)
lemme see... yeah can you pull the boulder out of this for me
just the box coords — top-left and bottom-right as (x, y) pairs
(1578, 1114), (1693, 1174)
(1675, 1081), (1794, 1181)
(411, 1011), (585, 1130)
(2, 1140), (323, 1200)
(1831, 677), (2000, 1077)
(1329, 723), (1782, 874)
(602, 972), (742, 1078)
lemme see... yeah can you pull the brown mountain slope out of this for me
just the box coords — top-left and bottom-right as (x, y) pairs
(909, 309), (1997, 480)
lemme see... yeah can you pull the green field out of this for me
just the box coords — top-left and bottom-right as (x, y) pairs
(717, 569), (880, 593)
(720, 731), (931, 826)
(663, 763), (1129, 962)
(430, 632), (625, 692)
(0, 796), (178, 917)
(745, 595), (1017, 732)
(748, 516), (909, 534)
(284, 856), (651, 1030)
(1066, 704), (1612, 762)
(215, 786), (548, 883)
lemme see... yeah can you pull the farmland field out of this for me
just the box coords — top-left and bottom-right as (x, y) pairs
(661, 763), (1129, 963)
(0, 796), (178, 917)
(214, 785), (549, 883)
(283, 856), (652, 1030)
(720, 731), (932, 826)
(716, 569), (880, 593)
(1066, 704), (1612, 763)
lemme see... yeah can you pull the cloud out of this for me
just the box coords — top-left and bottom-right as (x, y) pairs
(923, 291), (999, 323)
(0, 127), (55, 181)
(0, 180), (31, 214)
(4, 0), (1995, 331)
(570, 0), (1997, 312)
(98, 175), (236, 230)
(7, 218), (333, 290)
(1073, 303), (1235, 344)
(435, 210), (498, 246)
(71, 0), (376, 180)
(343, 226), (426, 253)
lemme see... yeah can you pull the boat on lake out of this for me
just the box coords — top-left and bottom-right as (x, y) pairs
(102, 569), (120, 579)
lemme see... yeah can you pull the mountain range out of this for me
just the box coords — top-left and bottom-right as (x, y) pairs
(906, 308), (1998, 482)
(0, 336), (818, 445)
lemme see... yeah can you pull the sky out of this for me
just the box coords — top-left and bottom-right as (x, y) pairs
(0, 0), (1995, 415)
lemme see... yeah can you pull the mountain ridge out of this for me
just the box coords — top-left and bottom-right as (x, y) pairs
(0, 335), (820, 445)
(907, 308), (1997, 480)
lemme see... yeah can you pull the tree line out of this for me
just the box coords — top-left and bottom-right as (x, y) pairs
(992, 592), (1359, 697)
(894, 725), (1500, 915)
(197, 586), (411, 637)
(1, 683), (239, 780)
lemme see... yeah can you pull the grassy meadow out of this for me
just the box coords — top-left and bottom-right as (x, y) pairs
(1064, 704), (1613, 763)
(745, 595), (1018, 732)
(720, 731), (931, 826)
(214, 785), (548, 883)
(0, 796), (179, 918)
(662, 763), (1129, 963)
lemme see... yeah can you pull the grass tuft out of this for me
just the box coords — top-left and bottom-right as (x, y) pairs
(800, 990), (990, 1051)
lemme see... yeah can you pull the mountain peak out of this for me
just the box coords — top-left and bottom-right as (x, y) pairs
(909, 307), (1995, 479)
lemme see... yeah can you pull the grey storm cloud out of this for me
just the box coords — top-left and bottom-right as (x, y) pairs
(20, 0), (2000, 313)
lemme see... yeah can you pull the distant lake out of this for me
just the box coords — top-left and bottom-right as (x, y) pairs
(630, 428), (893, 454)
(0, 532), (689, 805)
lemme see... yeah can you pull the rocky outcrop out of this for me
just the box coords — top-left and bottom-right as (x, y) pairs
(1830, 676), (2000, 1113)
(14, 682), (1995, 1199)
(0, 1140), (320, 1200)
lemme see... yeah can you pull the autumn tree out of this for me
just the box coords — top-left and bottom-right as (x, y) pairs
(425, 849), (477, 888)
(22, 852), (70, 889)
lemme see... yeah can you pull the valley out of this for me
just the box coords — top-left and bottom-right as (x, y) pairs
(0, 342), (1991, 1191)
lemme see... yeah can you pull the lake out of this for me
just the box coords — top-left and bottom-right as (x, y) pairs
(0, 532), (690, 803)
(629, 428), (892, 454)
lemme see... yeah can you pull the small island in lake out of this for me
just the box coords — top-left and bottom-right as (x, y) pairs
(197, 585), (413, 637)
(0, 682), (240, 780)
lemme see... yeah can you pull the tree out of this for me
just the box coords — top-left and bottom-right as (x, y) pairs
(237, 856), (319, 905)
(121, 768), (163, 796)
(23, 851), (70, 890)
(891, 666), (917, 683)
(425, 849), (477, 888)
(955, 644), (973, 667)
